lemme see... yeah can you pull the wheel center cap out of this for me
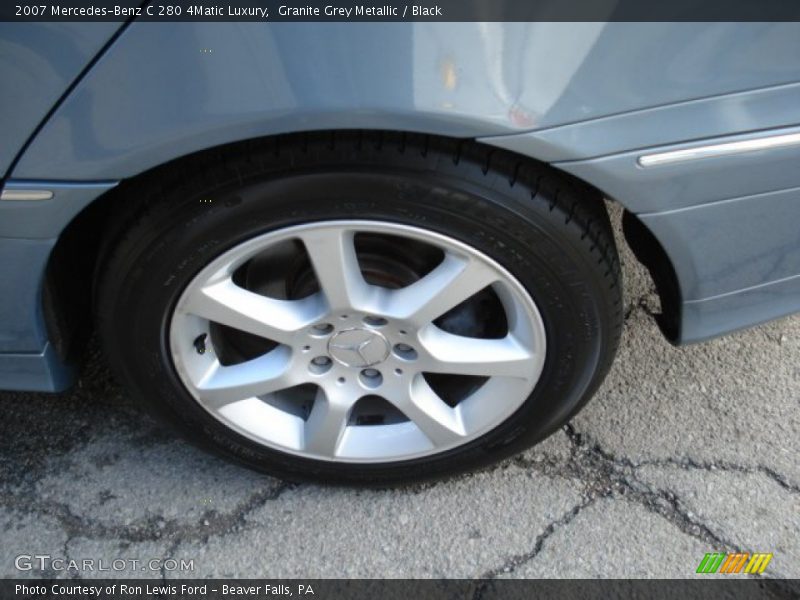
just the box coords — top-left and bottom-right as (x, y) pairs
(328, 328), (390, 368)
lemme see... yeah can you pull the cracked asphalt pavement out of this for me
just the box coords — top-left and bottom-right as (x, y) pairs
(1, 206), (798, 579)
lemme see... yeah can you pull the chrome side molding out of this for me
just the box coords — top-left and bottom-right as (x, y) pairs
(0, 189), (54, 201)
(638, 131), (800, 168)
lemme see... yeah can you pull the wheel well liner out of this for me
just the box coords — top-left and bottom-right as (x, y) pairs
(621, 209), (682, 342)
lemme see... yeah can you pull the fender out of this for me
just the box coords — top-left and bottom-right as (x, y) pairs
(0, 22), (125, 177)
(12, 22), (800, 183)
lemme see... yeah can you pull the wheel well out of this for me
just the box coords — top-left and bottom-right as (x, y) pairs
(43, 129), (680, 361)
(621, 209), (682, 342)
(42, 188), (112, 361)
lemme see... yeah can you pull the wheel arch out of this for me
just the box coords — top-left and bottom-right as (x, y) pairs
(42, 130), (679, 368)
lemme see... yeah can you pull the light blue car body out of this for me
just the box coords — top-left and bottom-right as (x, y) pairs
(2, 21), (800, 391)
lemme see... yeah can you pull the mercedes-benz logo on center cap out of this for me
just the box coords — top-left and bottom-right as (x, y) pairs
(328, 328), (390, 368)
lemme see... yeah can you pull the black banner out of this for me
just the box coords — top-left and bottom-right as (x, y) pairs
(3, 579), (800, 600)
(4, 0), (800, 22)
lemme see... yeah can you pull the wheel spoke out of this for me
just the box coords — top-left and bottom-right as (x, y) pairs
(299, 227), (369, 311)
(195, 346), (295, 408)
(383, 376), (465, 447)
(382, 253), (499, 326)
(419, 327), (535, 378)
(182, 277), (324, 345)
(303, 386), (354, 456)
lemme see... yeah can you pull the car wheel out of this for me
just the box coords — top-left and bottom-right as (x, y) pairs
(96, 132), (622, 484)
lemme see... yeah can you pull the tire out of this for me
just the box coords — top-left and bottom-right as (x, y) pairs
(96, 132), (622, 485)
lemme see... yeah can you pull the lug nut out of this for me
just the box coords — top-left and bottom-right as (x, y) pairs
(393, 343), (418, 361)
(363, 316), (388, 327)
(309, 355), (333, 375)
(359, 368), (383, 389)
(311, 323), (334, 335)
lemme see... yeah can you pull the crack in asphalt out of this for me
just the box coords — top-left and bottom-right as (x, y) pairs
(622, 287), (661, 322)
(160, 538), (182, 583)
(1, 420), (796, 582)
(631, 457), (800, 495)
(0, 482), (294, 556)
(473, 421), (789, 581)
(3, 413), (795, 579)
(62, 534), (80, 581)
(475, 495), (603, 584)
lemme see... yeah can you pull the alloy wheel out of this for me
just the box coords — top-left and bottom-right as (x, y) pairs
(169, 220), (547, 462)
